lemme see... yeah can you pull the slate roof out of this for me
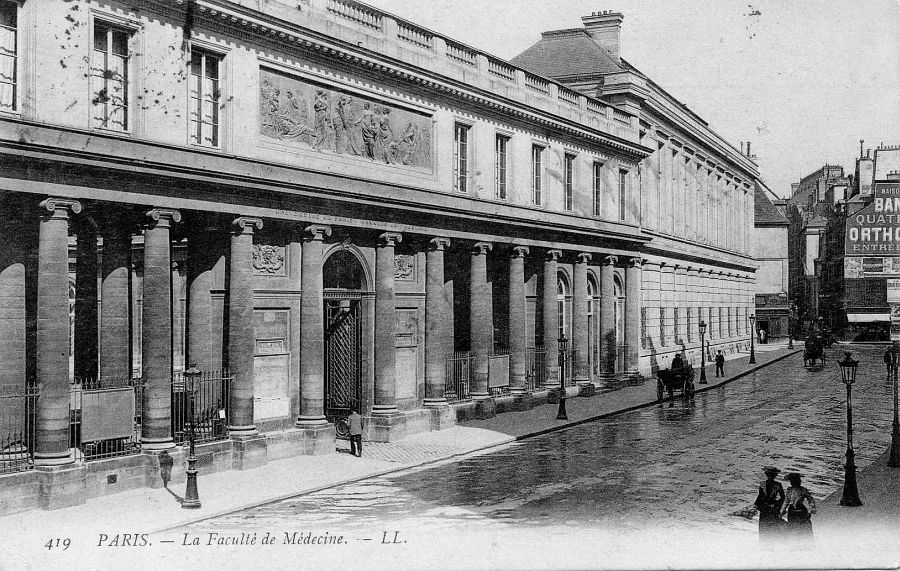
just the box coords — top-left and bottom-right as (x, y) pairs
(754, 182), (788, 226)
(509, 29), (624, 79)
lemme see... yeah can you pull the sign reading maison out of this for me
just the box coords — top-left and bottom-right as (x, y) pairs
(845, 183), (900, 254)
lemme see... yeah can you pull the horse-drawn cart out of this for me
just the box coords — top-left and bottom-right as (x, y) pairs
(803, 335), (826, 367)
(656, 365), (696, 401)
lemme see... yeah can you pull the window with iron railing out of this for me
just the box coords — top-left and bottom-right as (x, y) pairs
(92, 21), (132, 131)
(0, 2), (16, 112)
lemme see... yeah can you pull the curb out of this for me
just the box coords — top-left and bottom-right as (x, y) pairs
(154, 349), (799, 532)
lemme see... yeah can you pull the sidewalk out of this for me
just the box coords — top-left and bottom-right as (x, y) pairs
(0, 344), (798, 554)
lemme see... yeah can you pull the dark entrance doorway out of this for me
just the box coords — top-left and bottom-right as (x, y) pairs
(323, 250), (366, 423)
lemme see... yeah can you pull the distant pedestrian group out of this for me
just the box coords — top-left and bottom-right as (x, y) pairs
(754, 466), (817, 545)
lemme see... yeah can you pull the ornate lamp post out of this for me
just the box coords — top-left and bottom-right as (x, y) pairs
(748, 314), (757, 365)
(890, 342), (900, 468)
(556, 335), (569, 420)
(698, 320), (708, 384)
(182, 364), (202, 509)
(837, 352), (863, 506)
(787, 304), (795, 350)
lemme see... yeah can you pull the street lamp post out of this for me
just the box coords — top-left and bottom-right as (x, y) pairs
(748, 314), (757, 365)
(698, 320), (708, 384)
(556, 335), (568, 421)
(889, 342), (900, 468)
(182, 364), (202, 509)
(837, 352), (863, 506)
(787, 305), (795, 350)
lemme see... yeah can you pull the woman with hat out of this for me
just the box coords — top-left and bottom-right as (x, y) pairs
(754, 466), (785, 540)
(780, 472), (816, 541)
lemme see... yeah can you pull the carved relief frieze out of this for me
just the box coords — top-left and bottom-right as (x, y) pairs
(260, 69), (433, 170)
(394, 254), (415, 281)
(253, 244), (286, 276)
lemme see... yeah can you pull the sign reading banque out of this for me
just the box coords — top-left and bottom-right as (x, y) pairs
(259, 69), (433, 171)
(845, 183), (900, 255)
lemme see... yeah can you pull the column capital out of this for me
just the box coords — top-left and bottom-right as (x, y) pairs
(39, 197), (82, 218)
(628, 256), (643, 269)
(601, 254), (618, 267)
(146, 208), (182, 227)
(576, 252), (592, 265)
(545, 249), (562, 262)
(472, 242), (493, 256)
(304, 224), (332, 241)
(378, 231), (403, 247)
(429, 237), (451, 251)
(510, 245), (529, 259)
(232, 216), (264, 235)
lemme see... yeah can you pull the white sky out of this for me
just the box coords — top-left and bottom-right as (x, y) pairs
(364, 0), (900, 197)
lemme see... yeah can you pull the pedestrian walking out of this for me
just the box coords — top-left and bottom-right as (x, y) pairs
(781, 473), (816, 543)
(884, 347), (894, 378)
(715, 350), (725, 377)
(754, 466), (785, 542)
(348, 409), (363, 457)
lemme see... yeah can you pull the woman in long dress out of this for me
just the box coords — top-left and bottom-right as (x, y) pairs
(780, 472), (816, 542)
(754, 466), (785, 541)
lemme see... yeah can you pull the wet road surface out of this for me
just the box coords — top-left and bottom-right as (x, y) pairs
(185, 346), (893, 540)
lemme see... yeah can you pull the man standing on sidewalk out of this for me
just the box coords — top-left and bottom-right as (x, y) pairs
(348, 409), (363, 458)
(715, 350), (725, 378)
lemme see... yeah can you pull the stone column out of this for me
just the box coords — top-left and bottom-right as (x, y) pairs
(598, 255), (618, 382)
(572, 253), (591, 386)
(186, 225), (218, 374)
(100, 225), (132, 384)
(508, 246), (529, 396)
(227, 217), (263, 436)
(140, 208), (181, 451)
(34, 198), (81, 466)
(625, 257), (642, 378)
(424, 237), (451, 406)
(470, 242), (493, 401)
(373, 232), (401, 414)
(542, 249), (562, 388)
(74, 223), (98, 382)
(0, 214), (27, 456)
(297, 224), (331, 427)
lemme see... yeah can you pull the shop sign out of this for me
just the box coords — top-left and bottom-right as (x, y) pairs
(846, 196), (900, 254)
(888, 280), (900, 303)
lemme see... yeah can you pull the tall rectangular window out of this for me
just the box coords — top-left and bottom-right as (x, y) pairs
(618, 169), (628, 221)
(592, 162), (603, 217)
(0, 3), (16, 112)
(564, 154), (575, 211)
(453, 123), (469, 193)
(494, 134), (509, 200)
(189, 49), (221, 147)
(92, 22), (131, 131)
(531, 145), (543, 205)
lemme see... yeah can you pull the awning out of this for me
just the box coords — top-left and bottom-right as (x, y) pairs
(847, 313), (890, 323)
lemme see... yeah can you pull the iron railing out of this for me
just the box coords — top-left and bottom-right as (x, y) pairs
(70, 377), (143, 462)
(488, 348), (510, 398)
(526, 347), (546, 391)
(444, 351), (471, 404)
(171, 370), (231, 446)
(0, 385), (37, 474)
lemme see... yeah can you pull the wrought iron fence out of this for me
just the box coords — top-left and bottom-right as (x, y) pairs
(0, 385), (37, 474)
(444, 351), (471, 404)
(171, 370), (231, 445)
(526, 347), (545, 391)
(488, 348), (511, 398)
(70, 377), (143, 462)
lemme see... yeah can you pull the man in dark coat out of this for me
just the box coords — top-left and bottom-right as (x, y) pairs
(715, 350), (725, 377)
(348, 409), (363, 458)
(755, 466), (785, 542)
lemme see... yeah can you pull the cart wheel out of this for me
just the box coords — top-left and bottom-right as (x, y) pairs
(335, 417), (350, 439)
(685, 380), (695, 398)
(656, 380), (664, 402)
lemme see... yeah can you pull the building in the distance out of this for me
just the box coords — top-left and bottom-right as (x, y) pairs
(753, 181), (790, 340)
(0, 0), (757, 513)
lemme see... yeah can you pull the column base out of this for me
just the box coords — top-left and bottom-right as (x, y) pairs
(291, 425), (336, 456)
(576, 381), (596, 397)
(227, 424), (259, 438)
(295, 415), (329, 429)
(365, 412), (406, 442)
(510, 391), (534, 412)
(33, 450), (75, 467)
(473, 397), (496, 420)
(624, 371), (644, 386)
(232, 435), (268, 471)
(36, 463), (87, 511)
(140, 437), (176, 451)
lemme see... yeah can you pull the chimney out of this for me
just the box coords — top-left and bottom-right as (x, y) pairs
(859, 139), (864, 158)
(746, 141), (752, 157)
(740, 141), (745, 155)
(582, 11), (625, 61)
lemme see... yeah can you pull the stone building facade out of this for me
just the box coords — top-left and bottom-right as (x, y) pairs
(753, 181), (789, 340)
(0, 0), (756, 513)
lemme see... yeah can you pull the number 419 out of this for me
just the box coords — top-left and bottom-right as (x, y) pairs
(45, 538), (70, 550)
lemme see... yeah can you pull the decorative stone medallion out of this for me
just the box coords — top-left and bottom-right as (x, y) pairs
(253, 244), (286, 276)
